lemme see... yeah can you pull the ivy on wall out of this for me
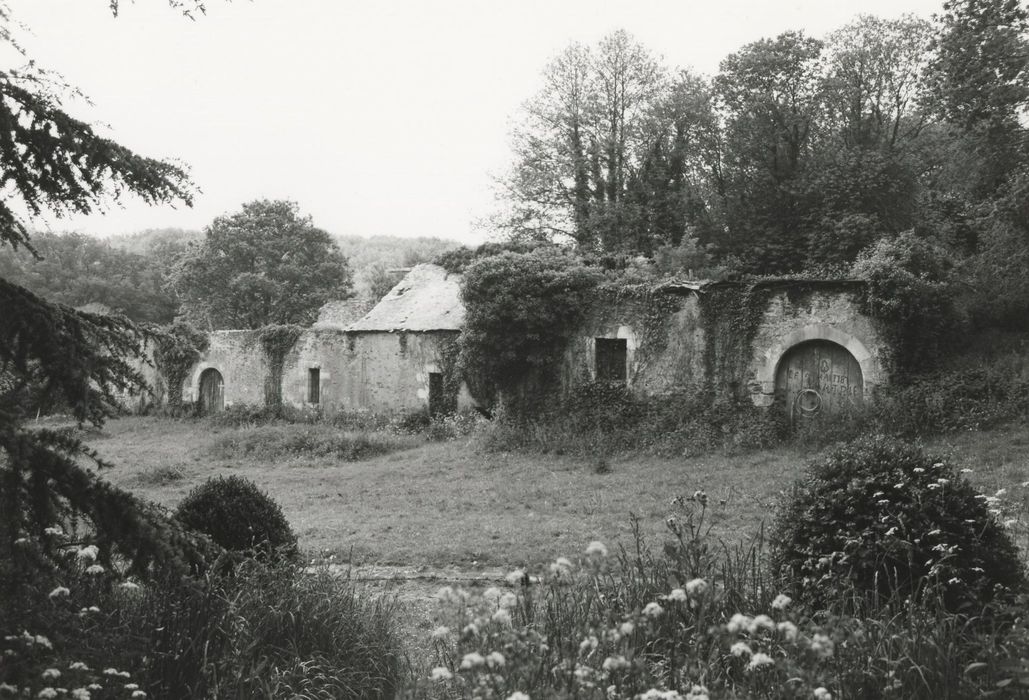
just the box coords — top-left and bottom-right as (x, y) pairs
(258, 324), (304, 407)
(151, 321), (209, 407)
(592, 283), (683, 378)
(436, 333), (462, 415)
(697, 282), (776, 396)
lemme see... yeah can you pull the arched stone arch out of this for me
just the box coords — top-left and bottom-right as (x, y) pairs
(751, 323), (884, 405)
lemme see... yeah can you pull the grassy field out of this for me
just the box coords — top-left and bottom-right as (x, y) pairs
(78, 416), (1029, 570)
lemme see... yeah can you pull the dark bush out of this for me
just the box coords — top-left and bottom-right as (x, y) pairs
(771, 435), (1025, 612)
(175, 476), (298, 560)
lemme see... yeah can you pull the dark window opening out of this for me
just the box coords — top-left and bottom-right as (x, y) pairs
(428, 372), (444, 416)
(308, 368), (320, 404)
(595, 338), (627, 382)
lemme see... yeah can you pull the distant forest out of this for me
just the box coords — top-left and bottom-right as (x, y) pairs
(0, 227), (459, 325)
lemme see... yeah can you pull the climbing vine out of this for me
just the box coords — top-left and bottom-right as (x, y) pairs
(151, 321), (209, 407)
(594, 283), (682, 375)
(258, 324), (304, 407)
(697, 282), (776, 397)
(458, 247), (603, 412)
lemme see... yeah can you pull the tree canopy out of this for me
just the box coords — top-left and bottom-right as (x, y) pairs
(171, 199), (353, 329)
(497, 8), (1029, 311)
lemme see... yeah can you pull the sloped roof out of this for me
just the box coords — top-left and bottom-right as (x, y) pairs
(346, 263), (464, 332)
(312, 298), (375, 329)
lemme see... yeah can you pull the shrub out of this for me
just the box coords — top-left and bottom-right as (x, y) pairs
(770, 435), (1025, 612)
(209, 424), (412, 461)
(175, 475), (298, 560)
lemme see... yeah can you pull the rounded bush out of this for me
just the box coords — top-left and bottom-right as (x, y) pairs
(175, 476), (298, 560)
(771, 435), (1024, 611)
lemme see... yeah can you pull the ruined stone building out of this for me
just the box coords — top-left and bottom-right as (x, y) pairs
(166, 264), (889, 421)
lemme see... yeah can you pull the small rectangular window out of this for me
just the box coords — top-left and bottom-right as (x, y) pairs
(308, 368), (320, 404)
(595, 338), (627, 382)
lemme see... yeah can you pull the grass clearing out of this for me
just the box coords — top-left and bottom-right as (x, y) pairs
(81, 416), (1029, 570)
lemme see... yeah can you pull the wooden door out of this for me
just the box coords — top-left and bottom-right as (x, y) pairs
(775, 341), (862, 422)
(198, 368), (224, 415)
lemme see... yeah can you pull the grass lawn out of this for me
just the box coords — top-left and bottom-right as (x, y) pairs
(79, 416), (1029, 570)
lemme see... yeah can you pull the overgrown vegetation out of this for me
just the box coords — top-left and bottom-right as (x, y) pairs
(458, 247), (603, 408)
(413, 438), (1029, 699)
(209, 423), (417, 461)
(257, 323), (304, 406)
(0, 553), (403, 699)
(771, 435), (1025, 612)
(150, 321), (209, 409)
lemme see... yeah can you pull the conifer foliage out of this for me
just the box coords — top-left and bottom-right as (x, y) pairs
(0, 2), (212, 580)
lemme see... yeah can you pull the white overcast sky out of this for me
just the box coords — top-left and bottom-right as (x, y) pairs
(4, 0), (944, 244)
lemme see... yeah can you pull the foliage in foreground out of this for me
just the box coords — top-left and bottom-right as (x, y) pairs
(174, 475), (298, 560)
(771, 435), (1025, 612)
(0, 549), (403, 699)
(413, 455), (1029, 699)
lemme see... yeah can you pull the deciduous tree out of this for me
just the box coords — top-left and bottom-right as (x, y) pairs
(172, 199), (353, 329)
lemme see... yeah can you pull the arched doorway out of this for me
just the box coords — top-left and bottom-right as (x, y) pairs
(198, 368), (224, 415)
(775, 340), (863, 422)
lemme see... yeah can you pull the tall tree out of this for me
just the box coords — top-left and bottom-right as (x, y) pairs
(802, 15), (934, 269)
(713, 31), (824, 272)
(172, 199), (353, 329)
(499, 30), (717, 255)
(924, 0), (1029, 197)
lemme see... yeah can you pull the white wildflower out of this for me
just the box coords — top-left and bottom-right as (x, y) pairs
(37, 690), (58, 699)
(585, 541), (608, 557)
(483, 586), (502, 601)
(642, 601), (664, 618)
(684, 578), (708, 597)
(41, 669), (61, 680)
(505, 569), (525, 585)
(131, 692), (146, 699)
(48, 586), (70, 599)
(726, 613), (751, 633)
(507, 693), (530, 700)
(43, 526), (63, 537)
(430, 625), (449, 640)
(810, 633), (834, 659)
(499, 591), (518, 609)
(85, 565), (104, 576)
(579, 635), (599, 654)
(601, 655), (629, 671)
(119, 581), (140, 591)
(486, 651), (505, 668)
(68, 662), (89, 671)
(749, 614), (775, 633)
(123, 685), (138, 691)
(619, 621), (635, 635)
(459, 652), (485, 669)
(665, 588), (688, 602)
(747, 652), (774, 669)
(777, 620), (799, 641)
(730, 641), (752, 657)
(70, 690), (91, 700)
(813, 688), (833, 700)
(492, 608), (511, 625)
(430, 666), (453, 681)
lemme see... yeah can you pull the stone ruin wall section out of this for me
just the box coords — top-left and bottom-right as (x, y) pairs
(178, 328), (473, 414)
(746, 288), (888, 407)
(562, 293), (706, 396)
(183, 330), (268, 407)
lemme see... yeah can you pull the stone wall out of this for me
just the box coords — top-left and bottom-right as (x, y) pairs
(179, 328), (474, 414)
(561, 281), (889, 406)
(562, 292), (706, 395)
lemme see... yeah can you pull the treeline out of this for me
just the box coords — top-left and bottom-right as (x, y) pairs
(0, 220), (460, 326)
(497, 2), (1029, 326)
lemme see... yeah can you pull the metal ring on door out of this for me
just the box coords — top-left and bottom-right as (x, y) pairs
(795, 388), (823, 418)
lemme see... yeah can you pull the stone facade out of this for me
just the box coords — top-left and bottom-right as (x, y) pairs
(560, 280), (888, 408)
(180, 328), (475, 414)
(155, 271), (888, 417)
